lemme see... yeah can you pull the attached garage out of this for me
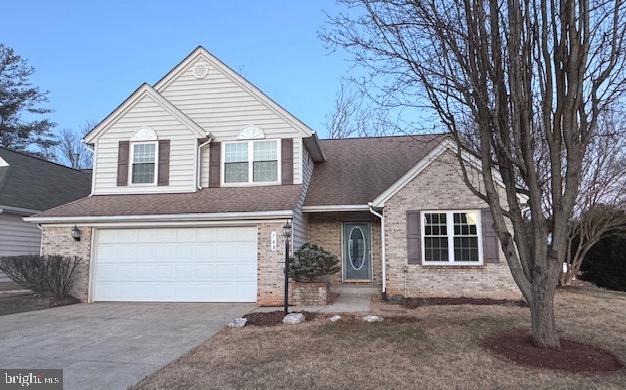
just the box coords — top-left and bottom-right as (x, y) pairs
(92, 226), (257, 302)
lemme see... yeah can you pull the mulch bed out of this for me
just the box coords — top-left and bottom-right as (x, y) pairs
(482, 329), (623, 373)
(396, 296), (528, 308)
(244, 311), (320, 327)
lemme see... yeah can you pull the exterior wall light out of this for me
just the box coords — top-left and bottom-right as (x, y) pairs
(71, 225), (81, 241)
(282, 221), (292, 239)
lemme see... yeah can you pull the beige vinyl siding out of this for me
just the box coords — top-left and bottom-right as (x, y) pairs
(158, 56), (304, 183)
(292, 137), (302, 184)
(0, 213), (41, 282)
(292, 145), (314, 249)
(200, 145), (210, 188)
(93, 93), (198, 194)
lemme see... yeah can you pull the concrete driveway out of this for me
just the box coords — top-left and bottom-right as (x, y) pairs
(0, 302), (255, 389)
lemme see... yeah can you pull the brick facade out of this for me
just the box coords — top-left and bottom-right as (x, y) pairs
(257, 221), (290, 306)
(308, 212), (382, 286)
(37, 151), (521, 304)
(289, 282), (329, 306)
(40, 225), (92, 302)
(39, 222), (290, 305)
(383, 151), (522, 299)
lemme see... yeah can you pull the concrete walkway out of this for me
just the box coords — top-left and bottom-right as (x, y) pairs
(0, 302), (254, 390)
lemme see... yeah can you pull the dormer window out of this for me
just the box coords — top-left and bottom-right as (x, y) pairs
(222, 139), (280, 185)
(131, 142), (158, 184)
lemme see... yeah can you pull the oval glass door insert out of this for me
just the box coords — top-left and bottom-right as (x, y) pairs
(349, 226), (366, 270)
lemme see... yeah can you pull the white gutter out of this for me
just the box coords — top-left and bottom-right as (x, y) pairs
(368, 202), (386, 293)
(24, 210), (293, 224)
(197, 138), (212, 189)
(302, 204), (370, 212)
(0, 205), (40, 215)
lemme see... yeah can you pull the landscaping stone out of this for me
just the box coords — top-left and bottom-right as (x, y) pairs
(363, 315), (384, 322)
(283, 312), (305, 325)
(227, 317), (247, 328)
(329, 315), (342, 322)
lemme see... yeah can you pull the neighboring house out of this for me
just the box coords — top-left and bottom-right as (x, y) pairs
(26, 47), (520, 304)
(0, 148), (91, 281)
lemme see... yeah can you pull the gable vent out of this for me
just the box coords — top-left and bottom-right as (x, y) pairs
(192, 63), (209, 79)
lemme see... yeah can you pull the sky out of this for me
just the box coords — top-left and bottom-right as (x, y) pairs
(1, 0), (351, 139)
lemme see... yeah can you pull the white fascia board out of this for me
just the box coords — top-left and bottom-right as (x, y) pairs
(301, 205), (370, 212)
(153, 47), (314, 138)
(84, 84), (206, 143)
(372, 138), (505, 207)
(42, 220), (275, 229)
(24, 210), (293, 224)
(0, 205), (40, 215)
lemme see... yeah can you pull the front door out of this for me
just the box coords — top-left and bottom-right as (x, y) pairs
(343, 223), (372, 281)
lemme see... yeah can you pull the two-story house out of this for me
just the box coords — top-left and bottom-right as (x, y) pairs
(26, 47), (520, 304)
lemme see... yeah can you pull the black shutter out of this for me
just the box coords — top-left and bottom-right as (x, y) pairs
(481, 208), (500, 263)
(407, 210), (422, 264)
(157, 140), (170, 186)
(281, 138), (293, 185)
(116, 141), (129, 186)
(209, 142), (221, 188)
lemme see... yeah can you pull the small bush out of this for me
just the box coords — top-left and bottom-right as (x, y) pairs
(580, 235), (626, 291)
(0, 255), (82, 300)
(289, 243), (340, 282)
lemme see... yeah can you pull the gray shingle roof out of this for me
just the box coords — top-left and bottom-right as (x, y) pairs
(0, 147), (92, 212)
(303, 134), (446, 206)
(29, 134), (446, 219)
(33, 185), (302, 218)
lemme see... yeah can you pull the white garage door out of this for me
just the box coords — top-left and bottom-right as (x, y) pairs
(93, 227), (257, 302)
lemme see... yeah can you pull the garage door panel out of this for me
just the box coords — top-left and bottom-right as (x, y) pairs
(94, 281), (256, 302)
(193, 263), (257, 280)
(93, 227), (258, 302)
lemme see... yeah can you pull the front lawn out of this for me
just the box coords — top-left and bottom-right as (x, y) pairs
(134, 287), (625, 389)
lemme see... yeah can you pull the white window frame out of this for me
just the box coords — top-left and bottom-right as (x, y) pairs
(421, 210), (483, 265)
(221, 139), (281, 186)
(129, 141), (159, 186)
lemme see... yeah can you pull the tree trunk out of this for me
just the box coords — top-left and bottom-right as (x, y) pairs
(529, 286), (560, 348)
(558, 266), (572, 286)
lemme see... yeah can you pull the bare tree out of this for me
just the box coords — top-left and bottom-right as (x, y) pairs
(323, 0), (626, 347)
(326, 78), (392, 138)
(55, 121), (95, 169)
(562, 111), (626, 285)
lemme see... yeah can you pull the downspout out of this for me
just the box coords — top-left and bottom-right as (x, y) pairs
(197, 139), (212, 189)
(368, 202), (386, 293)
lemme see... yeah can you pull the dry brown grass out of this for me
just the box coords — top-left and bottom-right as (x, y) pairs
(133, 287), (626, 390)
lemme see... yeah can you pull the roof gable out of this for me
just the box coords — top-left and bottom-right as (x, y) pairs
(84, 84), (206, 143)
(304, 135), (445, 207)
(371, 138), (506, 207)
(154, 46), (314, 138)
(303, 135), (505, 208)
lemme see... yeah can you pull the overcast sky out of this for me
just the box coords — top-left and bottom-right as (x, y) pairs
(1, 0), (350, 138)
